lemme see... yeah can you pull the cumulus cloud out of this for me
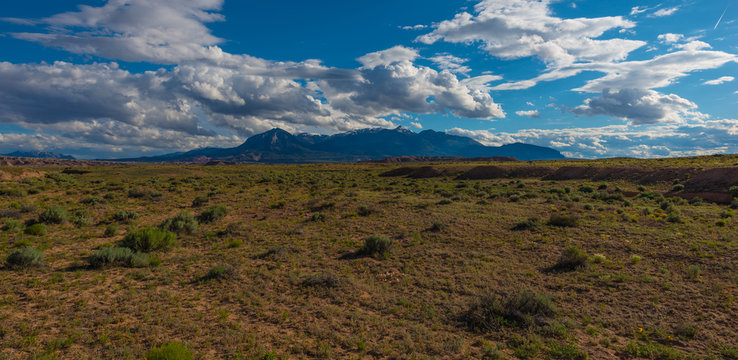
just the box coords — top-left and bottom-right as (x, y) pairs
(650, 7), (680, 17)
(357, 46), (419, 69)
(515, 110), (540, 118)
(657, 33), (684, 44)
(704, 76), (735, 85)
(10, 0), (226, 64)
(448, 119), (738, 158)
(417, 0), (644, 68)
(429, 54), (471, 75)
(320, 58), (506, 120)
(569, 89), (701, 125)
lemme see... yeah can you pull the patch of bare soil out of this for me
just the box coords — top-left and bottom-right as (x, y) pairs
(457, 165), (554, 179)
(683, 168), (738, 193)
(0, 170), (45, 181)
(364, 156), (518, 163)
(380, 166), (466, 178)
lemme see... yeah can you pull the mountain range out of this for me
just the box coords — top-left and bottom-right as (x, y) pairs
(2, 151), (75, 160)
(119, 127), (564, 163)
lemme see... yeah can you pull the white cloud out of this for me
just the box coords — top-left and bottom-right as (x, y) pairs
(515, 110), (541, 118)
(417, 0), (644, 68)
(429, 54), (471, 75)
(630, 6), (650, 15)
(401, 24), (427, 30)
(570, 89), (702, 125)
(573, 48), (738, 93)
(410, 122), (423, 129)
(651, 7), (680, 17)
(320, 55), (506, 120)
(658, 33), (684, 44)
(704, 76), (735, 85)
(448, 119), (738, 158)
(10, 0), (226, 64)
(356, 46), (419, 69)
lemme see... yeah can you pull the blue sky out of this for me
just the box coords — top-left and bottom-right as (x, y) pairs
(0, 0), (736, 159)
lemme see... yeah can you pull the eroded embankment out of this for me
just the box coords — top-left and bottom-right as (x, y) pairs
(382, 165), (738, 203)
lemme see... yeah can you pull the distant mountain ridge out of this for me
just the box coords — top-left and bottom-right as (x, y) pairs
(3, 151), (75, 160)
(119, 127), (565, 163)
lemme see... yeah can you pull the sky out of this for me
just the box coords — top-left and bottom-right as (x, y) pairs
(0, 0), (736, 159)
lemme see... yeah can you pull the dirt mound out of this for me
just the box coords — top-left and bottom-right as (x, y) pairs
(0, 170), (45, 181)
(544, 166), (699, 184)
(379, 166), (465, 178)
(454, 166), (553, 179)
(542, 166), (594, 180)
(684, 168), (738, 193)
(365, 156), (518, 163)
(380, 167), (417, 177)
(456, 166), (509, 179)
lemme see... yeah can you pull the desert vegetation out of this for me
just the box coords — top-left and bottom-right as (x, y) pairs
(0, 156), (737, 359)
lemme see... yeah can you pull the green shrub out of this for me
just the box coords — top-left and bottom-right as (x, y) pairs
(6, 247), (44, 269)
(80, 197), (105, 205)
(463, 289), (557, 331)
(72, 213), (93, 227)
(357, 205), (373, 216)
(671, 184), (684, 192)
(552, 245), (588, 271)
(145, 342), (194, 360)
(191, 196), (208, 207)
(510, 335), (542, 359)
(359, 235), (392, 257)
(202, 264), (236, 281)
(2, 220), (22, 232)
(592, 254), (606, 264)
(547, 342), (588, 360)
(113, 210), (139, 222)
(547, 214), (579, 227)
(624, 341), (681, 360)
(429, 221), (446, 232)
(666, 212), (684, 223)
(0, 188), (27, 197)
(120, 227), (176, 252)
(38, 206), (68, 224)
(87, 247), (148, 268)
(128, 188), (162, 199)
(160, 212), (198, 234)
(104, 223), (118, 237)
(198, 205), (226, 223)
(674, 323), (697, 339)
(310, 212), (326, 222)
(24, 223), (46, 236)
(301, 274), (342, 288)
(512, 217), (541, 231)
(721, 346), (738, 359)
(730, 186), (738, 198)
(226, 239), (243, 248)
